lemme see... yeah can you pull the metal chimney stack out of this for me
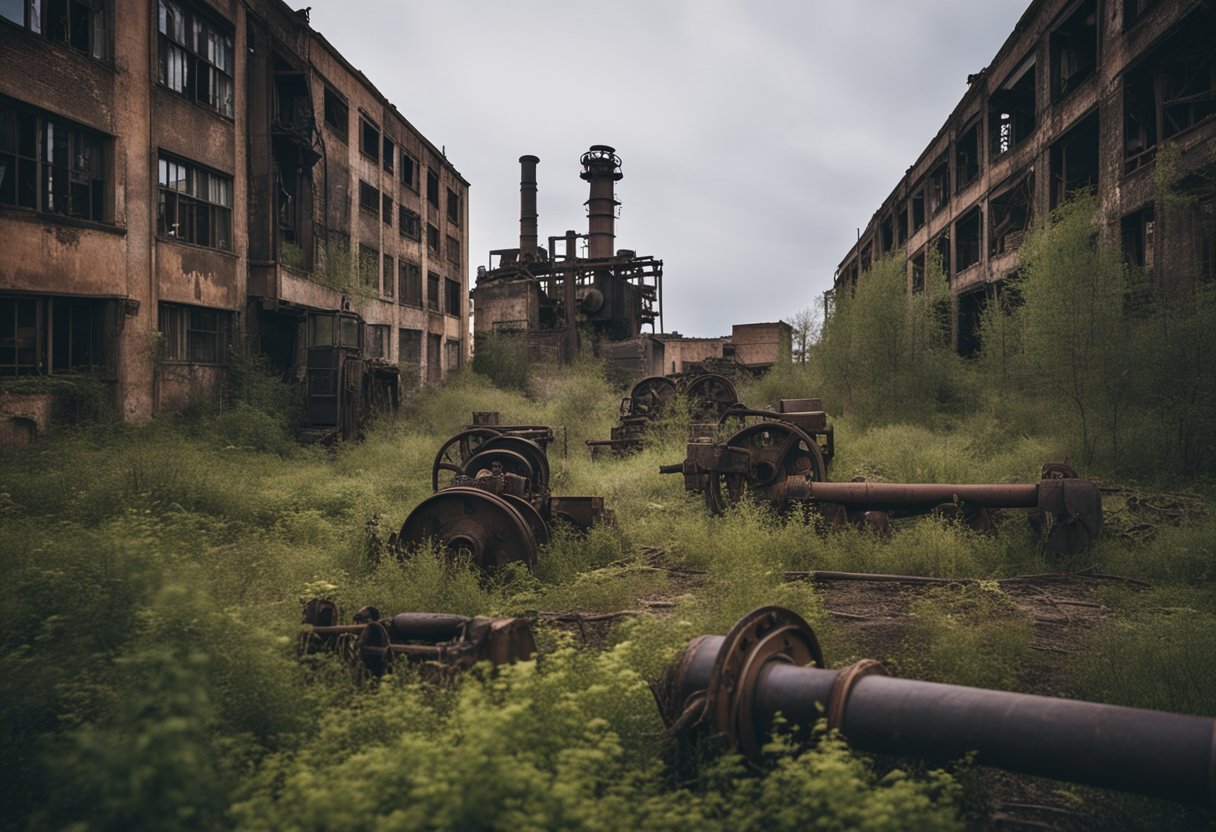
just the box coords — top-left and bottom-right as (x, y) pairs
(518, 155), (540, 260)
(580, 145), (622, 260)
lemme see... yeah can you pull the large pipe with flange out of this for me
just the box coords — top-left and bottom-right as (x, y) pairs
(657, 607), (1216, 807)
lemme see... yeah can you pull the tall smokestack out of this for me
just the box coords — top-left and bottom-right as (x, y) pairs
(580, 145), (622, 260)
(518, 154), (540, 259)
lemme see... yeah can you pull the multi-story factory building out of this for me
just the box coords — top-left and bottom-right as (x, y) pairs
(833, 0), (1215, 356)
(0, 0), (468, 438)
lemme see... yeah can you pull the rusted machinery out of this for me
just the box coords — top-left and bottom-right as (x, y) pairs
(299, 598), (536, 679)
(397, 415), (610, 572)
(656, 606), (1215, 806)
(587, 372), (740, 457)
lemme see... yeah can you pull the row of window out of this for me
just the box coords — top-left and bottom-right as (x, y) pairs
(354, 244), (462, 315)
(357, 178), (461, 260)
(365, 326), (461, 376)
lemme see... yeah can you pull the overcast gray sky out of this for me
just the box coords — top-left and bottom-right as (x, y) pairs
(291, 1), (1029, 336)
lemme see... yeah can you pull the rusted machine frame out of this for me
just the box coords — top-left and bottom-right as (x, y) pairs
(719, 399), (835, 471)
(300, 599), (536, 678)
(657, 606), (1216, 807)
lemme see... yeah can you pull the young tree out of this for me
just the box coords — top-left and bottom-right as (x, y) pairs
(784, 306), (822, 364)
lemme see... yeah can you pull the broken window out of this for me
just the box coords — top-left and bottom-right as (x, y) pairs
(401, 152), (417, 190)
(989, 57), (1036, 158)
(360, 116), (379, 162)
(382, 136), (394, 174)
(955, 207), (982, 272)
(358, 244), (379, 290)
(1120, 204), (1155, 272)
(365, 324), (389, 360)
(0, 102), (106, 221)
(427, 271), (440, 311)
(896, 201), (908, 245)
(446, 234), (460, 268)
(911, 187), (926, 230)
(928, 156), (950, 214)
(445, 338), (461, 371)
(956, 120), (980, 191)
(1050, 112), (1099, 207)
(0, 294), (114, 375)
(382, 254), (394, 298)
(879, 214), (894, 253)
(0, 0), (110, 58)
(427, 168), (439, 208)
(934, 231), (951, 277)
(990, 173), (1035, 256)
(444, 277), (461, 316)
(158, 154), (232, 249)
(427, 223), (439, 253)
(399, 206), (420, 240)
(358, 179), (378, 215)
(382, 193), (392, 226)
(447, 187), (460, 225)
(323, 87), (347, 141)
(1051, 0), (1097, 101)
(398, 261), (422, 307)
(158, 302), (232, 364)
(911, 249), (926, 293)
(157, 0), (233, 117)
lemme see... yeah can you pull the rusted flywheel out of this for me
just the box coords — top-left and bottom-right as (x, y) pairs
(432, 427), (501, 491)
(398, 486), (539, 571)
(630, 375), (678, 419)
(472, 435), (551, 493)
(684, 373), (739, 419)
(705, 421), (827, 515)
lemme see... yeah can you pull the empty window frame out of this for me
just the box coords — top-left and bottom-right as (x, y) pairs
(446, 234), (460, 267)
(0, 294), (113, 375)
(427, 168), (439, 208)
(358, 180), (378, 215)
(446, 187), (460, 225)
(398, 260), (422, 307)
(0, 102), (106, 221)
(934, 231), (952, 277)
(879, 214), (894, 253)
(956, 120), (980, 191)
(911, 249), (926, 293)
(990, 173), (1035, 256)
(158, 154), (232, 249)
(1052, 0), (1097, 101)
(365, 324), (389, 360)
(427, 223), (439, 253)
(1050, 112), (1099, 208)
(1120, 204), (1155, 271)
(928, 156), (950, 215)
(896, 201), (909, 245)
(158, 302), (232, 363)
(358, 243), (379, 290)
(401, 152), (417, 190)
(427, 270), (440, 311)
(399, 206), (420, 240)
(157, 0), (234, 117)
(382, 193), (392, 226)
(911, 187), (926, 230)
(444, 277), (460, 316)
(398, 327), (422, 372)
(323, 87), (347, 141)
(1, 0), (110, 58)
(860, 241), (873, 273)
(382, 253), (394, 298)
(445, 338), (461, 371)
(955, 207), (982, 272)
(989, 57), (1036, 158)
(382, 136), (394, 174)
(360, 116), (379, 162)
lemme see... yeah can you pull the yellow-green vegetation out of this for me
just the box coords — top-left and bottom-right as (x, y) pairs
(2, 194), (1215, 830)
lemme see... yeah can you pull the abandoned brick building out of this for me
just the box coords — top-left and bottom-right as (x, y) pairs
(834, 0), (1216, 356)
(0, 0), (469, 438)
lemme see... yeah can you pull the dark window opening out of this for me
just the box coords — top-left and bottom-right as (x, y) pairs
(323, 87), (347, 141)
(159, 302), (232, 364)
(1051, 112), (1099, 208)
(399, 327), (422, 380)
(427, 223), (439, 253)
(157, 0), (233, 117)
(1121, 204), (1155, 272)
(1124, 64), (1157, 172)
(2, 0), (110, 58)
(0, 295), (114, 376)
(399, 206), (420, 240)
(860, 241), (872, 273)
(879, 214), (894, 253)
(360, 116), (379, 162)
(399, 261), (422, 307)
(382, 254), (394, 298)
(955, 207), (982, 272)
(896, 201), (909, 245)
(934, 231), (952, 277)
(427, 271), (440, 311)
(382, 136), (394, 173)
(427, 333), (441, 383)
(446, 187), (460, 225)
(401, 152), (417, 190)
(382, 193), (392, 226)
(990, 173), (1035, 256)
(366, 324), (389, 360)
(446, 234), (460, 268)
(444, 277), (461, 316)
(358, 180), (378, 215)
(427, 168), (439, 207)
(989, 58), (1036, 158)
(158, 154), (232, 249)
(928, 156), (950, 214)
(956, 121), (980, 191)
(1052, 0), (1097, 101)
(911, 250), (926, 293)
(911, 188), (926, 230)
(358, 243), (378, 291)
(0, 102), (106, 221)
(1122, 0), (1155, 31)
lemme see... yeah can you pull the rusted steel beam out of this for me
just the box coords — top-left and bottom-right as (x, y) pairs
(657, 607), (1215, 807)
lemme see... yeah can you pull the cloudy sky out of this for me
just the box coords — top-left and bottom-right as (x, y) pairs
(290, 1), (1029, 336)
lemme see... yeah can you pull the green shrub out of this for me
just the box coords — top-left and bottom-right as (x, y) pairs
(473, 331), (531, 391)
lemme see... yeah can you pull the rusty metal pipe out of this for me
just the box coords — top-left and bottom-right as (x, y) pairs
(805, 481), (1041, 509)
(662, 609), (1216, 807)
(518, 155), (539, 258)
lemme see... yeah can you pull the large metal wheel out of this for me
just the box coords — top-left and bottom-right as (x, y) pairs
(432, 428), (501, 491)
(398, 487), (539, 572)
(462, 448), (538, 490)
(630, 375), (678, 420)
(499, 493), (551, 547)
(685, 373), (739, 420)
(475, 435), (551, 493)
(705, 421), (826, 515)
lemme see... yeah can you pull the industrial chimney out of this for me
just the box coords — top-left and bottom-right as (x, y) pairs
(518, 154), (540, 261)
(580, 145), (622, 260)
